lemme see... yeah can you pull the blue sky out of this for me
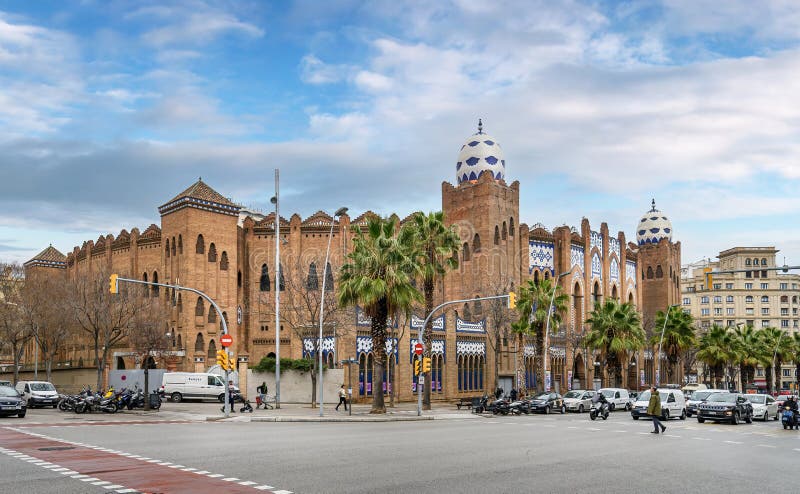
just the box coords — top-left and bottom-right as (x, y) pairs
(1, 0), (800, 267)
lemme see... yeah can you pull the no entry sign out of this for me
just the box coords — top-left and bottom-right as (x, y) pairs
(220, 334), (233, 347)
(414, 343), (423, 355)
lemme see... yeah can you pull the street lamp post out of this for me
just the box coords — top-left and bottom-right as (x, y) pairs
(656, 304), (681, 387)
(270, 169), (281, 409)
(318, 206), (348, 417)
(542, 271), (571, 392)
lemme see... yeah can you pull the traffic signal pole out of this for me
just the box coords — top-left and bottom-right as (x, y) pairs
(416, 294), (513, 417)
(110, 276), (233, 418)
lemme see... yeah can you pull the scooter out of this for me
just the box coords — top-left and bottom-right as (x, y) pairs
(492, 398), (511, 415)
(781, 407), (798, 430)
(589, 401), (609, 421)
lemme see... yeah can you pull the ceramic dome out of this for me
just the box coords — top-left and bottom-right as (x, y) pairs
(636, 199), (672, 245)
(456, 119), (505, 184)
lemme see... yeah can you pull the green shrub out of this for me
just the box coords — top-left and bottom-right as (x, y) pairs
(250, 356), (319, 373)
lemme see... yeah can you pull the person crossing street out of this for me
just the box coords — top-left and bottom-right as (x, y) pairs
(647, 385), (666, 434)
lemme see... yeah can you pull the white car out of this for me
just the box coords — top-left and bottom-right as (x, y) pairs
(598, 388), (631, 411)
(745, 394), (778, 421)
(631, 388), (687, 420)
(15, 381), (59, 408)
(563, 390), (595, 413)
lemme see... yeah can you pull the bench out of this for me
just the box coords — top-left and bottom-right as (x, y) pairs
(456, 397), (479, 410)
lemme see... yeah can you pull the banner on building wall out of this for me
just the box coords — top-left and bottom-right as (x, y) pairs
(567, 371), (573, 391)
(545, 371), (552, 392)
(655, 369), (660, 386)
(640, 370), (645, 387)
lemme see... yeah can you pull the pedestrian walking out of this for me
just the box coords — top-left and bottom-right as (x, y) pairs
(495, 387), (503, 399)
(228, 380), (237, 413)
(256, 381), (268, 409)
(509, 388), (518, 401)
(647, 385), (666, 434)
(336, 384), (348, 411)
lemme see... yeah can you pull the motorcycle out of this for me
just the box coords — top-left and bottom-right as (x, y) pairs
(589, 401), (609, 421)
(782, 407), (797, 430)
(491, 398), (511, 415)
(128, 389), (162, 410)
(473, 395), (490, 414)
(509, 399), (531, 415)
(74, 390), (117, 414)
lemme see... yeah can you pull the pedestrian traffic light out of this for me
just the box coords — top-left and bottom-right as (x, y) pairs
(414, 359), (421, 376)
(227, 353), (236, 371)
(703, 267), (713, 290)
(508, 291), (516, 309)
(216, 350), (232, 371)
(109, 274), (118, 294)
(422, 357), (431, 373)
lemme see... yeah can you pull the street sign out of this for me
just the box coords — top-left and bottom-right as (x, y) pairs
(414, 343), (423, 355)
(220, 334), (233, 347)
(418, 376), (425, 384)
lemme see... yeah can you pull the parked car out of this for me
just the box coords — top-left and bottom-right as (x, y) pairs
(528, 392), (565, 414)
(160, 372), (238, 403)
(0, 380), (11, 387)
(15, 381), (58, 408)
(745, 394), (778, 421)
(630, 388), (686, 420)
(0, 385), (26, 418)
(598, 388), (631, 411)
(696, 392), (753, 424)
(686, 389), (727, 417)
(682, 383), (708, 399)
(563, 390), (594, 413)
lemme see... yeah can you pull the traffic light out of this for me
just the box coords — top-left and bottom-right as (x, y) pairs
(703, 267), (713, 290)
(109, 274), (118, 294)
(216, 350), (234, 371)
(227, 353), (236, 371)
(422, 357), (431, 373)
(508, 291), (516, 309)
(414, 359), (421, 376)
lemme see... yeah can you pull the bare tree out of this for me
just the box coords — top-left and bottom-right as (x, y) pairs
(68, 269), (146, 390)
(0, 263), (30, 385)
(128, 297), (171, 409)
(484, 278), (514, 394)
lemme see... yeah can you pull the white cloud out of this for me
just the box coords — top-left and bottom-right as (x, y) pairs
(299, 54), (351, 84)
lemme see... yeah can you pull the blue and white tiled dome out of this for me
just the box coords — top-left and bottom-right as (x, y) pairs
(456, 119), (505, 184)
(636, 199), (672, 245)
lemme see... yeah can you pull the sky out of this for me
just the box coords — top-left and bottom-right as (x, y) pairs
(1, 0), (799, 267)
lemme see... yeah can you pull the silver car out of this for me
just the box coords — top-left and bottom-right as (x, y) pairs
(745, 394), (778, 421)
(563, 390), (595, 413)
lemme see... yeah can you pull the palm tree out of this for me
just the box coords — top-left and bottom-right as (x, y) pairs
(401, 211), (459, 410)
(585, 299), (645, 389)
(697, 325), (735, 388)
(732, 325), (762, 391)
(338, 216), (421, 413)
(759, 327), (792, 394)
(651, 306), (696, 384)
(516, 278), (569, 394)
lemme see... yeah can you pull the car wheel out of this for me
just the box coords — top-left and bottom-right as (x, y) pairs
(773, 411), (779, 421)
(745, 412), (752, 424)
(633, 416), (639, 420)
(578, 404), (584, 413)
(609, 403), (615, 412)
(732, 412), (739, 425)
(625, 402), (632, 411)
(545, 405), (551, 414)
(17, 411), (25, 418)
(697, 417), (705, 423)
(171, 392), (183, 403)
(560, 405), (566, 414)
(680, 409), (686, 420)
(663, 410), (670, 421)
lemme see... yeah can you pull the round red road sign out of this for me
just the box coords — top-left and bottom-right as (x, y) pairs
(414, 343), (423, 355)
(220, 334), (233, 347)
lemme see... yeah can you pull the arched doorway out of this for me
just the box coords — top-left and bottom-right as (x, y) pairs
(572, 282), (582, 330)
(593, 281), (601, 308)
(611, 285), (618, 300)
(628, 356), (638, 391)
(573, 353), (586, 389)
(116, 356), (126, 370)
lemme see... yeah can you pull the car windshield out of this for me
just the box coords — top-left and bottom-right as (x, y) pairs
(533, 393), (550, 400)
(636, 391), (668, 402)
(564, 391), (583, 399)
(30, 382), (55, 391)
(746, 395), (766, 404)
(601, 390), (615, 398)
(690, 391), (712, 401)
(707, 393), (735, 403)
(0, 386), (19, 397)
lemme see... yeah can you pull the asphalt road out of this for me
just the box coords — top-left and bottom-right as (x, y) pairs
(2, 409), (798, 494)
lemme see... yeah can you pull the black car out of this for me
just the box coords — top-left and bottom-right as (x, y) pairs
(697, 392), (753, 425)
(0, 385), (26, 418)
(528, 392), (565, 414)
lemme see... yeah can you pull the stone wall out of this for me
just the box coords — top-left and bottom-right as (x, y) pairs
(247, 368), (344, 404)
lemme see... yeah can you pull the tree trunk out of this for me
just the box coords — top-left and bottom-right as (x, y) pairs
(144, 366), (150, 411)
(517, 332), (526, 397)
(94, 338), (102, 391)
(765, 365), (773, 395)
(536, 326), (544, 392)
(370, 298), (388, 414)
(493, 332), (501, 396)
(45, 358), (52, 383)
(422, 277), (434, 410)
(12, 341), (22, 385)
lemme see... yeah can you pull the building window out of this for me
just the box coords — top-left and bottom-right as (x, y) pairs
(745, 283), (753, 290)
(220, 251), (229, 270)
(757, 369), (763, 377)
(714, 308), (722, 316)
(178, 234), (183, 254)
(727, 320), (735, 327)
(726, 296), (734, 303)
(494, 226), (500, 245)
(713, 296), (722, 304)
(502, 222), (507, 240)
(177, 294), (182, 312)
(762, 308), (770, 315)
(746, 258), (752, 266)
(782, 308), (789, 316)
(746, 308), (754, 315)
(794, 320), (799, 328)
(761, 283), (769, 290)
(762, 270), (768, 278)
(462, 242), (470, 262)
(208, 243), (217, 263)
(165, 240), (170, 258)
(701, 321), (710, 328)
(762, 296), (769, 303)
(781, 320), (789, 328)
(784, 368), (791, 377)
(746, 271), (752, 278)
(746, 320), (754, 326)
(208, 307), (217, 323)
(762, 320), (770, 327)
(725, 283), (734, 289)
(307, 262), (319, 290)
(656, 265), (663, 278)
(762, 258), (768, 266)
(700, 296), (709, 304)
(509, 217), (515, 236)
(647, 267), (654, 279)
(753, 258), (759, 266)
(195, 297), (204, 316)
(260, 264), (270, 291)
(701, 309), (710, 316)
(473, 233), (481, 253)
(683, 298), (690, 305)
(687, 286), (695, 293)
(325, 262), (334, 291)
(171, 236), (176, 256)
(279, 264), (286, 291)
(727, 308), (735, 315)
(196, 234), (204, 254)
(781, 283), (788, 290)
(713, 283), (721, 290)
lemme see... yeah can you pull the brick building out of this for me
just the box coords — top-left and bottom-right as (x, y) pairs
(21, 123), (680, 400)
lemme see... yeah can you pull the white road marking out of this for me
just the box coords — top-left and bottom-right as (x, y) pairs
(757, 444), (776, 448)
(725, 440), (743, 444)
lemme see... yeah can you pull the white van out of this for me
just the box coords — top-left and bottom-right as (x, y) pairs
(598, 388), (631, 411)
(15, 381), (59, 408)
(160, 373), (238, 403)
(682, 383), (708, 398)
(630, 388), (687, 420)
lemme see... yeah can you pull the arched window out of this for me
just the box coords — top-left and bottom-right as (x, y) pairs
(178, 235), (183, 254)
(237, 270), (242, 288)
(646, 266), (654, 279)
(593, 282), (601, 306)
(220, 251), (229, 270)
(260, 264), (270, 291)
(655, 265), (663, 278)
(325, 262), (334, 291)
(533, 271), (540, 285)
(462, 242), (471, 262)
(307, 262), (319, 290)
(207, 340), (216, 361)
(177, 294), (183, 312)
(463, 303), (472, 321)
(473, 233), (481, 253)
(745, 258), (751, 266)
(177, 334), (182, 350)
(753, 258), (759, 266)
(502, 221), (507, 240)
(196, 234), (204, 254)
(474, 298), (483, 317)
(745, 295), (754, 303)
(208, 243), (217, 263)
(171, 237), (176, 256)
(544, 271), (550, 280)
(509, 217), (514, 236)
(762, 258), (768, 266)
(494, 226), (500, 245)
(152, 271), (159, 296)
(195, 297), (205, 316)
(165, 239), (170, 258)
(208, 306), (217, 323)
(279, 263), (285, 291)
(611, 285), (618, 299)
(194, 333), (204, 352)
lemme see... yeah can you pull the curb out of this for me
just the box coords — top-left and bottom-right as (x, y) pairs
(206, 415), (435, 422)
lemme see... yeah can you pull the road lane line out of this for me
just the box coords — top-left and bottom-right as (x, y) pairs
(724, 440), (742, 444)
